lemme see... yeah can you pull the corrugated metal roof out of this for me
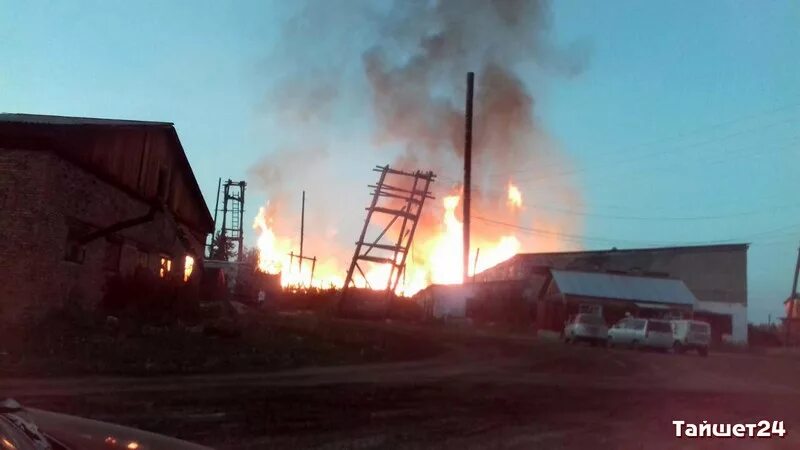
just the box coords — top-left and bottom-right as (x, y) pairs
(0, 113), (172, 127)
(551, 269), (697, 306)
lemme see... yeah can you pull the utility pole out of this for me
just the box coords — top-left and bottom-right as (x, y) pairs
(472, 247), (480, 285)
(220, 182), (229, 257)
(791, 245), (800, 299)
(207, 177), (222, 257)
(786, 244), (800, 345)
(299, 190), (305, 272)
(463, 71), (474, 285)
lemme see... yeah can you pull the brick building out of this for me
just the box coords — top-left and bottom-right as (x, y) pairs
(0, 113), (213, 320)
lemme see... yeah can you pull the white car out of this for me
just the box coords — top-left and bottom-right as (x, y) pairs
(671, 319), (711, 356)
(563, 313), (609, 346)
(607, 317), (673, 351)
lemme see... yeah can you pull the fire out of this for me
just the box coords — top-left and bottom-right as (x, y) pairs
(253, 207), (282, 275)
(252, 206), (343, 288)
(426, 195), (466, 285)
(251, 182), (524, 295)
(159, 257), (172, 278)
(403, 194), (520, 292)
(183, 255), (194, 282)
(507, 182), (522, 209)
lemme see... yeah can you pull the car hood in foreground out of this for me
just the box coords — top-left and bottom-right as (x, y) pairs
(2, 403), (213, 450)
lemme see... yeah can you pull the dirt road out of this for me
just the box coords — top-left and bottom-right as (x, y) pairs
(5, 324), (800, 449)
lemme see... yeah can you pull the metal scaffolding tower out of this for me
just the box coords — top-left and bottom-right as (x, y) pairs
(341, 165), (436, 301)
(212, 179), (246, 261)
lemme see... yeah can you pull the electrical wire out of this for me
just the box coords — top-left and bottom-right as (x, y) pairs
(438, 99), (798, 186)
(480, 99), (800, 179)
(509, 116), (797, 185)
(524, 201), (800, 222)
(422, 200), (800, 247)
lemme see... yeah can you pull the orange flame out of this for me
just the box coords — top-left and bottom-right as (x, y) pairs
(406, 194), (520, 292)
(183, 255), (194, 282)
(252, 182), (524, 295)
(253, 207), (282, 275)
(252, 206), (344, 288)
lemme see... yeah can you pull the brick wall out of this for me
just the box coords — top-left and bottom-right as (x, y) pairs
(0, 150), (52, 318)
(0, 149), (206, 321)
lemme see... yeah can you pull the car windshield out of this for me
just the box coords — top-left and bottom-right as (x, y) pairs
(577, 314), (605, 325)
(648, 321), (672, 332)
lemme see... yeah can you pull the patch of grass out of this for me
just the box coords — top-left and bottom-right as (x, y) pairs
(0, 310), (397, 377)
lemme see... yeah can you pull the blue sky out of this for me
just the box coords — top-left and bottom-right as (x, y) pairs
(1, 1), (798, 322)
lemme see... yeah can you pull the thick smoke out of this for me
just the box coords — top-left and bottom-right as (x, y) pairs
(249, 0), (589, 280)
(360, 0), (588, 244)
(364, 0), (584, 163)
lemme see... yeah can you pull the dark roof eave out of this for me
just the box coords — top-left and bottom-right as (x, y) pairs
(561, 293), (694, 307)
(0, 113), (214, 233)
(0, 113), (174, 127)
(166, 127), (214, 232)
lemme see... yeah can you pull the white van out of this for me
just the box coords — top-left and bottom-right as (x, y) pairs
(671, 320), (711, 356)
(607, 318), (673, 351)
(563, 313), (609, 345)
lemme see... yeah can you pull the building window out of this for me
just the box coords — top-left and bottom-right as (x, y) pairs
(183, 255), (195, 282)
(159, 256), (172, 278)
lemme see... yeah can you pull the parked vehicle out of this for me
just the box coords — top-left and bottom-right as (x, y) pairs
(671, 319), (711, 356)
(1, 398), (212, 450)
(563, 313), (609, 345)
(607, 317), (673, 351)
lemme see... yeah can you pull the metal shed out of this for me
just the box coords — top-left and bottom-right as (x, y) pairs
(550, 270), (697, 306)
(537, 269), (698, 336)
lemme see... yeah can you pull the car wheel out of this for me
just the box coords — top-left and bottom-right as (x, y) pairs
(631, 340), (641, 350)
(607, 337), (614, 348)
(699, 347), (709, 357)
(673, 341), (684, 354)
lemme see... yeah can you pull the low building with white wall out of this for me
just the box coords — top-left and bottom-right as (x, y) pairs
(476, 244), (749, 345)
(415, 284), (475, 320)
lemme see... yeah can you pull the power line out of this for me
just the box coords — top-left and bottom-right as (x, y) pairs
(570, 132), (800, 186)
(480, 99), (800, 179)
(440, 135), (800, 206)
(465, 212), (800, 247)
(525, 201), (800, 222)
(510, 116), (797, 185)
(437, 121), (798, 193)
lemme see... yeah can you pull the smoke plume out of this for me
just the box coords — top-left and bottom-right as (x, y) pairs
(248, 0), (589, 286)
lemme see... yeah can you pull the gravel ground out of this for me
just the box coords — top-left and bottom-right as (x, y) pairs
(6, 319), (800, 449)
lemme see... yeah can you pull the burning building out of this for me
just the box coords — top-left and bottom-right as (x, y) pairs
(0, 113), (213, 320)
